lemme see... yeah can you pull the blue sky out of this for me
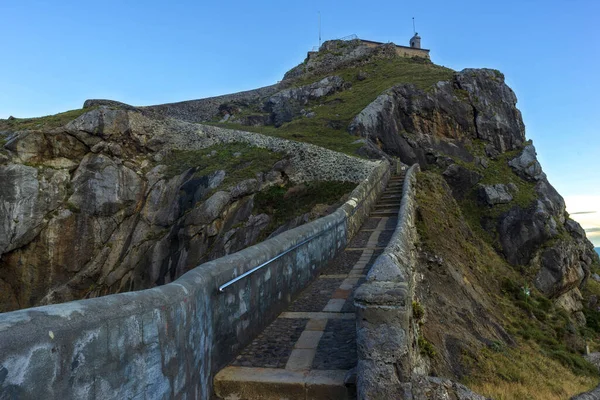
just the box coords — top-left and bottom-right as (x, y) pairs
(1, 0), (598, 244)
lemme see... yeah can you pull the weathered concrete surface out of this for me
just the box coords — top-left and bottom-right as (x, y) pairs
(354, 164), (421, 399)
(0, 159), (390, 399)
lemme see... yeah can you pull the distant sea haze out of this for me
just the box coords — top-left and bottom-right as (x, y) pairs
(596, 248), (600, 257)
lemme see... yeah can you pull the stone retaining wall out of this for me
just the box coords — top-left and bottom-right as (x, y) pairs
(354, 163), (421, 399)
(198, 125), (380, 184)
(0, 159), (390, 399)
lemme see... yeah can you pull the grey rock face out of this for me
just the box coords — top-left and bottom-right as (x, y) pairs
(283, 39), (398, 81)
(455, 69), (525, 153)
(409, 376), (490, 400)
(229, 178), (259, 199)
(478, 184), (513, 205)
(442, 164), (482, 199)
(347, 65), (598, 320)
(0, 164), (69, 255)
(0, 107), (370, 312)
(534, 239), (589, 297)
(508, 144), (545, 181)
(185, 191), (231, 225)
(69, 153), (143, 216)
(264, 75), (347, 127)
(497, 200), (558, 266)
(349, 69), (525, 165)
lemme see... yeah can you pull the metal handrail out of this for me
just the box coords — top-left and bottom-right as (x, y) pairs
(217, 172), (392, 292)
(218, 226), (335, 292)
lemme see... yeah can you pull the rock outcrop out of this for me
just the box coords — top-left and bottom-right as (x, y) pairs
(283, 39), (399, 81)
(349, 67), (599, 320)
(348, 69), (524, 164)
(0, 107), (369, 312)
(263, 75), (349, 127)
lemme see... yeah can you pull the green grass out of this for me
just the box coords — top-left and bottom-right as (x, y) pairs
(210, 56), (455, 156)
(163, 143), (283, 187)
(0, 108), (91, 131)
(442, 140), (539, 247)
(418, 334), (437, 357)
(253, 181), (356, 238)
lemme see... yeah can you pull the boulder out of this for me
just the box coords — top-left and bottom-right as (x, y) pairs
(264, 76), (347, 127)
(185, 191), (231, 226)
(68, 153), (143, 217)
(508, 144), (545, 181)
(478, 184), (513, 206)
(229, 179), (259, 198)
(0, 164), (69, 255)
(442, 164), (482, 199)
(534, 239), (588, 298)
(497, 200), (558, 266)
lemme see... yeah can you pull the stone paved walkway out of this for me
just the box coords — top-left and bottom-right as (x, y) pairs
(214, 175), (404, 400)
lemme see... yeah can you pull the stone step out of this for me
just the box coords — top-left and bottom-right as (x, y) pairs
(374, 207), (400, 213)
(214, 367), (354, 400)
(370, 210), (399, 217)
(375, 202), (400, 207)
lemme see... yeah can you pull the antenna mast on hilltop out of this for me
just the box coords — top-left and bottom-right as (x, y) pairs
(318, 12), (322, 48)
(412, 17), (416, 34)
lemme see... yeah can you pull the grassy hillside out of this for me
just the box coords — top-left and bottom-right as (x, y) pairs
(0, 108), (90, 132)
(210, 56), (454, 156)
(415, 172), (598, 400)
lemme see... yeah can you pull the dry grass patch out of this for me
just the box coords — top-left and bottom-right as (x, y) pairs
(466, 345), (597, 400)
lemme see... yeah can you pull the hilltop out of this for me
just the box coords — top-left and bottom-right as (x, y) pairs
(1, 38), (599, 399)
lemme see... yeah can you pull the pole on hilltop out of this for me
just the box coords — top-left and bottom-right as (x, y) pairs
(319, 12), (322, 48)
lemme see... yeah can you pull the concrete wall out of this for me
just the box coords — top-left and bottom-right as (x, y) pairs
(197, 125), (380, 184)
(0, 160), (390, 400)
(393, 46), (429, 59)
(354, 164), (421, 399)
(358, 41), (429, 59)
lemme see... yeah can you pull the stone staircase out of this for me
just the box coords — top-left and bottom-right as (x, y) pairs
(213, 174), (405, 400)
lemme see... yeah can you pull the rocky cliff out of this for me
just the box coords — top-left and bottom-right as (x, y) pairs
(196, 40), (599, 398)
(348, 67), (598, 324)
(0, 108), (372, 312)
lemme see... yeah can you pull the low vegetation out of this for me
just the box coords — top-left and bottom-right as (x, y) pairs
(0, 108), (91, 131)
(163, 143), (283, 185)
(415, 172), (598, 400)
(254, 181), (356, 238)
(211, 56), (454, 156)
(435, 140), (539, 247)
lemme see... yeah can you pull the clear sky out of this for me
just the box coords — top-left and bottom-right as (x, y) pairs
(1, 0), (598, 244)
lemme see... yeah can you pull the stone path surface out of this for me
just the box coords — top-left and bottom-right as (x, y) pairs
(214, 174), (405, 400)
